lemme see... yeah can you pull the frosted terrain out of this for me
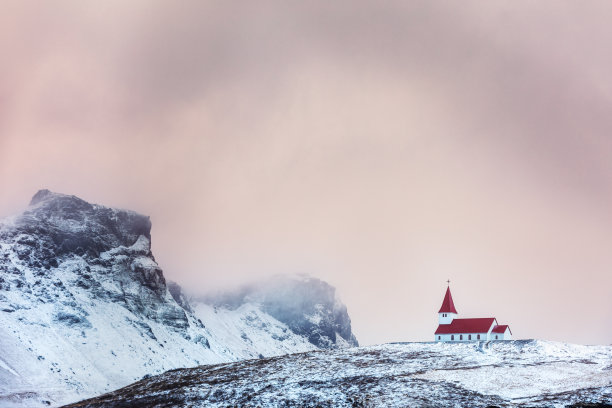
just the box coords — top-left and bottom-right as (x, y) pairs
(66, 340), (612, 408)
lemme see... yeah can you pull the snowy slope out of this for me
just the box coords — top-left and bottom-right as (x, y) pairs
(191, 303), (317, 361)
(66, 340), (612, 408)
(0, 191), (358, 407)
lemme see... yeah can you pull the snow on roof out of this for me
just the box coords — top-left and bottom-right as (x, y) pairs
(435, 318), (497, 334)
(492, 325), (512, 335)
(438, 286), (458, 314)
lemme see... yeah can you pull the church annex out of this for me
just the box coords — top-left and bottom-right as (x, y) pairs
(435, 284), (512, 342)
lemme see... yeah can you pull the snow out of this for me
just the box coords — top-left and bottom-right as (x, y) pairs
(305, 303), (325, 325)
(0, 357), (18, 377)
(410, 340), (612, 405)
(417, 362), (610, 401)
(66, 340), (612, 408)
(1, 279), (323, 407)
(191, 302), (318, 361)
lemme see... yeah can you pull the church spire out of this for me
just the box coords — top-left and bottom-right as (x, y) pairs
(438, 285), (458, 314)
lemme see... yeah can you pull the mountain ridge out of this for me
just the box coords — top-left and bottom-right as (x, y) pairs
(0, 190), (358, 407)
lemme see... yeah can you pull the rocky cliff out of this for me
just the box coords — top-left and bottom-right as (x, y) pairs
(0, 190), (358, 407)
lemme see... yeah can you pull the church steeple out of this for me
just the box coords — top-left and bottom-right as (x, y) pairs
(438, 285), (458, 314)
(438, 284), (458, 324)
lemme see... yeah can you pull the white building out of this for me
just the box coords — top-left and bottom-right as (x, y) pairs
(434, 285), (512, 342)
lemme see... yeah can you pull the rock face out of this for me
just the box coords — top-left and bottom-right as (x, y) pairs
(27, 189), (152, 259)
(0, 190), (358, 407)
(64, 340), (612, 408)
(260, 276), (358, 348)
(1, 190), (185, 328)
(200, 275), (358, 349)
(0, 191), (216, 407)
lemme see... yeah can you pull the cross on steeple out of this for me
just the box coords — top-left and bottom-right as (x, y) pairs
(446, 279), (450, 286)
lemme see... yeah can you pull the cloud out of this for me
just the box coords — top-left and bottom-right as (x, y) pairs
(1, 1), (611, 345)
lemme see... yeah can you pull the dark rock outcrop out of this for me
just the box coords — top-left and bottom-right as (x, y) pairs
(24, 189), (151, 258)
(0, 189), (195, 333)
(168, 281), (194, 313)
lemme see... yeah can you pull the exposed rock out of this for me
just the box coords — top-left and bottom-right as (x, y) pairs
(168, 281), (194, 313)
(199, 274), (359, 349)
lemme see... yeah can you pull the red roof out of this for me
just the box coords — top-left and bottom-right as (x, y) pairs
(438, 286), (458, 314)
(435, 318), (497, 334)
(492, 325), (511, 335)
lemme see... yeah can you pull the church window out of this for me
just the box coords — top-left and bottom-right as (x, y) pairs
(460, 335), (463, 340)
(468, 335), (471, 340)
(477, 334), (480, 340)
(438, 336), (440, 340)
(451, 335), (454, 340)
(495, 335), (498, 339)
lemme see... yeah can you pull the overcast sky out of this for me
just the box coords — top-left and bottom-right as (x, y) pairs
(1, 1), (611, 345)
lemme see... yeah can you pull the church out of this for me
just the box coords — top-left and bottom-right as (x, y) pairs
(435, 284), (512, 342)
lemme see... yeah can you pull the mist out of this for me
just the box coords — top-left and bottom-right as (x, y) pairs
(1, 1), (611, 345)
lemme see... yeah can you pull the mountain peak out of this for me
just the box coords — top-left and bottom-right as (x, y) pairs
(1, 190), (154, 262)
(29, 189), (70, 206)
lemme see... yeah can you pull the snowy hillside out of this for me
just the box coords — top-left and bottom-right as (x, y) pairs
(66, 340), (612, 408)
(0, 190), (357, 407)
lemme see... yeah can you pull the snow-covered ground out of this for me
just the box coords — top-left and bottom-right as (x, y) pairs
(414, 341), (612, 404)
(66, 340), (612, 408)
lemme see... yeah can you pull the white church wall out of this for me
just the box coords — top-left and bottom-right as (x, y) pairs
(504, 328), (512, 340)
(435, 333), (489, 342)
(486, 321), (497, 340)
(438, 313), (456, 325)
(435, 334), (452, 342)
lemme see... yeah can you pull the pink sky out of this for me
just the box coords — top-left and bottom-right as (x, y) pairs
(1, 1), (611, 345)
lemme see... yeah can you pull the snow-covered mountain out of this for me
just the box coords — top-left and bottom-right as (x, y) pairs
(192, 274), (358, 349)
(65, 340), (612, 408)
(0, 190), (357, 407)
